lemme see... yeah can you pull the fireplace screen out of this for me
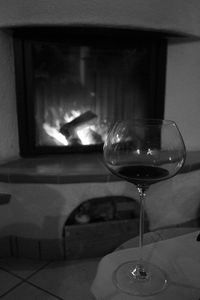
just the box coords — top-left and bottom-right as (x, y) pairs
(14, 29), (166, 155)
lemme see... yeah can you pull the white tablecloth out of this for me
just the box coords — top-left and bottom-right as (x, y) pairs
(91, 231), (200, 300)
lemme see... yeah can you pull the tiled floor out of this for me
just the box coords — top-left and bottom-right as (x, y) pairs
(0, 257), (99, 299)
(0, 227), (198, 299)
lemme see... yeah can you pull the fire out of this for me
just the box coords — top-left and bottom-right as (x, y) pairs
(64, 109), (80, 123)
(43, 108), (105, 146)
(43, 123), (69, 145)
(76, 125), (96, 145)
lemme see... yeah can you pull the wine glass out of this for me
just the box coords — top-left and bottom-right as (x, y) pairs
(103, 118), (186, 296)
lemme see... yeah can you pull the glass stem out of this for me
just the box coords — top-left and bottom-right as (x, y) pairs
(131, 185), (149, 281)
(137, 185), (148, 261)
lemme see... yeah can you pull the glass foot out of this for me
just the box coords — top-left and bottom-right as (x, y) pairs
(113, 260), (168, 296)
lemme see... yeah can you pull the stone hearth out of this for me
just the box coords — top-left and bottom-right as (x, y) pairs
(0, 152), (199, 259)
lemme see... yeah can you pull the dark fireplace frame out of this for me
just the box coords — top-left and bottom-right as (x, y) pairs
(13, 27), (167, 157)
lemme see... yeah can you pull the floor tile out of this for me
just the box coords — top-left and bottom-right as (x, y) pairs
(0, 257), (49, 279)
(0, 269), (21, 297)
(28, 258), (99, 300)
(1, 282), (59, 300)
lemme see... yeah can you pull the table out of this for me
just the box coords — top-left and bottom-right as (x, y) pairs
(91, 227), (200, 300)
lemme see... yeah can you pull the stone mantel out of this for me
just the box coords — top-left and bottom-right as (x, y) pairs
(0, 0), (200, 38)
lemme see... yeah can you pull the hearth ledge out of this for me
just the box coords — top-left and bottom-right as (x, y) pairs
(0, 151), (199, 184)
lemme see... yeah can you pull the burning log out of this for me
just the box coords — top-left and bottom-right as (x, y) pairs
(60, 110), (97, 140)
(88, 128), (103, 144)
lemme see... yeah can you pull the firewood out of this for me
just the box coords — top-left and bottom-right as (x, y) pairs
(88, 128), (103, 144)
(60, 110), (97, 138)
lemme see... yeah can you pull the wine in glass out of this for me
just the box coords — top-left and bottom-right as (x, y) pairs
(103, 119), (186, 296)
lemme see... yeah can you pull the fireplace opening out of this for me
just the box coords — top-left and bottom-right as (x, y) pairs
(13, 27), (167, 157)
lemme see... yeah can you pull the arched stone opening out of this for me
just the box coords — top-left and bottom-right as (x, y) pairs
(63, 196), (149, 259)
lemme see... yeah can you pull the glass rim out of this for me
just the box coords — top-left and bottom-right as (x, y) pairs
(111, 118), (177, 127)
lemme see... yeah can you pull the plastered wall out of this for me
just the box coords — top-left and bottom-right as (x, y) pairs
(0, 31), (19, 163)
(165, 40), (200, 151)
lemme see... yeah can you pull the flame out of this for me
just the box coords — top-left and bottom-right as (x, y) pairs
(43, 123), (69, 145)
(76, 125), (96, 145)
(64, 109), (97, 145)
(43, 108), (107, 146)
(64, 110), (80, 123)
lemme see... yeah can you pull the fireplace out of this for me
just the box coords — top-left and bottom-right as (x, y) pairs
(13, 27), (167, 157)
